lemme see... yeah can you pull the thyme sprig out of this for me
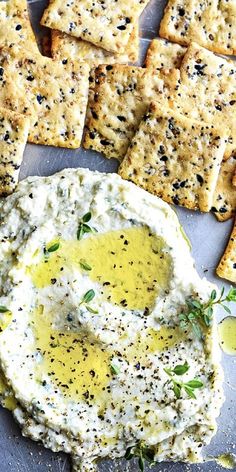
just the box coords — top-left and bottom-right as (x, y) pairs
(125, 443), (156, 471)
(164, 362), (204, 399)
(179, 287), (236, 339)
(80, 289), (98, 314)
(77, 212), (97, 240)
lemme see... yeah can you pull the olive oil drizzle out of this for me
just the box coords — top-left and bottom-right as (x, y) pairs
(29, 227), (172, 311)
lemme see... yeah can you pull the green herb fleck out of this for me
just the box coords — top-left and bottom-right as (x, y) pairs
(47, 242), (60, 253)
(80, 289), (95, 304)
(164, 362), (203, 399)
(79, 259), (92, 271)
(0, 306), (10, 313)
(82, 212), (92, 223)
(179, 287), (236, 339)
(85, 306), (98, 314)
(111, 364), (120, 375)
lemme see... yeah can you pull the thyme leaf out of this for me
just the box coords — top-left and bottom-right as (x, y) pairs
(85, 305), (98, 314)
(79, 259), (92, 271)
(82, 212), (92, 223)
(80, 289), (95, 305)
(0, 306), (10, 313)
(47, 242), (60, 253)
(110, 364), (120, 375)
(179, 287), (236, 339)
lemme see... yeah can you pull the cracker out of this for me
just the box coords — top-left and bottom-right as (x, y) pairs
(0, 0), (39, 54)
(174, 43), (236, 159)
(0, 47), (90, 148)
(145, 38), (186, 70)
(212, 156), (236, 222)
(0, 107), (30, 196)
(159, 0), (236, 56)
(51, 24), (139, 65)
(216, 219), (236, 283)
(119, 102), (226, 212)
(41, 0), (149, 54)
(233, 169), (236, 187)
(83, 64), (179, 160)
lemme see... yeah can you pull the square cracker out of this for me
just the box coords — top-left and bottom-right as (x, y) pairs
(216, 219), (236, 283)
(145, 38), (186, 70)
(51, 24), (139, 65)
(41, 0), (150, 54)
(0, 107), (30, 196)
(174, 43), (236, 159)
(83, 64), (179, 161)
(212, 156), (236, 222)
(0, 47), (90, 148)
(233, 170), (236, 187)
(159, 0), (236, 56)
(0, 0), (39, 54)
(119, 102), (226, 212)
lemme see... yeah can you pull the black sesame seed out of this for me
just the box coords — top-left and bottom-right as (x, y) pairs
(196, 174), (204, 184)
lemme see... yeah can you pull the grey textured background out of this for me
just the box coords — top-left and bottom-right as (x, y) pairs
(0, 0), (235, 471)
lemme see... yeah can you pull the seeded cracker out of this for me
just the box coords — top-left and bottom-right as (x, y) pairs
(51, 24), (139, 65)
(212, 156), (236, 222)
(216, 219), (236, 283)
(0, 0), (39, 54)
(145, 38), (186, 70)
(0, 107), (30, 196)
(159, 0), (236, 56)
(119, 102), (226, 212)
(174, 43), (236, 159)
(83, 64), (179, 160)
(41, 0), (150, 54)
(0, 47), (90, 148)
(233, 170), (236, 187)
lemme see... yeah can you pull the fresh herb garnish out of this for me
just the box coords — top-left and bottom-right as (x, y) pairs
(77, 212), (97, 240)
(164, 362), (204, 399)
(125, 443), (155, 471)
(110, 364), (120, 375)
(80, 289), (98, 313)
(179, 287), (236, 339)
(86, 306), (98, 314)
(0, 306), (10, 313)
(80, 289), (95, 304)
(79, 259), (92, 271)
(47, 242), (60, 253)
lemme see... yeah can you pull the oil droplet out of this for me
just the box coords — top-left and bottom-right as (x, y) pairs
(215, 453), (236, 469)
(32, 307), (111, 407)
(218, 317), (236, 356)
(29, 227), (172, 311)
(0, 310), (12, 333)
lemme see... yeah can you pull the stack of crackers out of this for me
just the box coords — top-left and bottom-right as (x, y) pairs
(0, 0), (235, 284)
